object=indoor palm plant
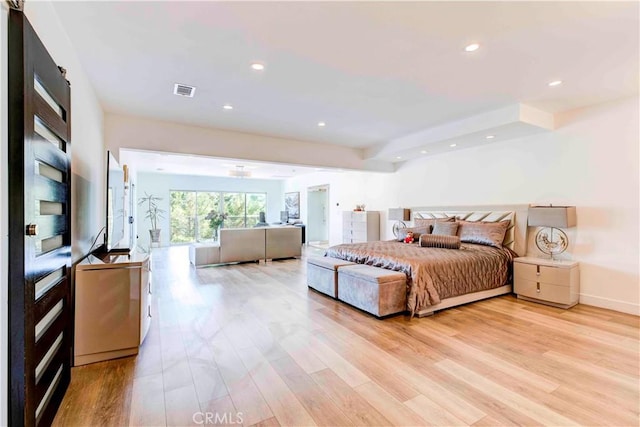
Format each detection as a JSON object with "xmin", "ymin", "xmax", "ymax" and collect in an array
[{"xmin": 138, "ymin": 192, "xmax": 165, "ymax": 244}]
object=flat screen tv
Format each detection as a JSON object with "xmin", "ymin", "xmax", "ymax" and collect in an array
[{"xmin": 105, "ymin": 151, "xmax": 127, "ymax": 252}]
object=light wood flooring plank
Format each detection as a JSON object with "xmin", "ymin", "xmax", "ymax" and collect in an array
[
  {"xmin": 354, "ymin": 381, "xmax": 427, "ymax": 426},
  {"xmin": 200, "ymin": 395, "xmax": 241, "ymax": 427},
  {"xmin": 436, "ymin": 359, "xmax": 580, "ymax": 426},
  {"xmin": 129, "ymin": 372, "xmax": 166, "ymax": 427},
  {"xmin": 404, "ymin": 394, "xmax": 467, "ymax": 427},
  {"xmin": 53, "ymin": 246, "xmax": 640, "ymax": 427},
  {"xmin": 310, "ymin": 368, "xmax": 392, "ymax": 427},
  {"xmin": 270, "ymin": 354, "xmax": 353, "ymax": 426},
  {"xmin": 164, "ymin": 384, "xmax": 201, "ymax": 427}
]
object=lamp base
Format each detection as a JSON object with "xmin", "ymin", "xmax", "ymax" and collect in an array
[
  {"xmin": 535, "ymin": 227, "xmax": 568, "ymax": 258},
  {"xmin": 392, "ymin": 221, "xmax": 407, "ymax": 238}
]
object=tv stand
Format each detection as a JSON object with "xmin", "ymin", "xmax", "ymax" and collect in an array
[
  {"xmin": 74, "ymin": 249, "xmax": 152, "ymax": 366},
  {"xmin": 108, "ymin": 247, "xmax": 131, "ymax": 255}
]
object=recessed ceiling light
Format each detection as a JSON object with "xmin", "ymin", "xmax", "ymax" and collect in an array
[
  {"xmin": 251, "ymin": 63, "xmax": 265, "ymax": 71},
  {"xmin": 420, "ymin": 150, "xmax": 428, "ymax": 154},
  {"xmin": 485, "ymin": 135, "xmax": 495, "ymax": 140},
  {"xmin": 223, "ymin": 104, "xmax": 233, "ymax": 110},
  {"xmin": 317, "ymin": 121, "xmax": 326, "ymax": 127},
  {"xmin": 450, "ymin": 143, "xmax": 457, "ymax": 148},
  {"xmin": 464, "ymin": 43, "xmax": 480, "ymax": 52},
  {"xmin": 396, "ymin": 156, "xmax": 402, "ymax": 160},
  {"xmin": 548, "ymin": 80, "xmax": 563, "ymax": 87}
]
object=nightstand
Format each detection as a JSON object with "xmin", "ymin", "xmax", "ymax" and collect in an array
[{"xmin": 513, "ymin": 257, "xmax": 580, "ymax": 308}]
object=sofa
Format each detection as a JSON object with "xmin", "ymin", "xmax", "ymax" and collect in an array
[{"xmin": 189, "ymin": 226, "xmax": 301, "ymax": 266}]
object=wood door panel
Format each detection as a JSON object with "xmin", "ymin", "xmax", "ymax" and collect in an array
[
  {"xmin": 33, "ymin": 97, "xmax": 68, "ymax": 140},
  {"xmin": 34, "ymin": 175, "xmax": 67, "ymax": 199},
  {"xmin": 34, "ymin": 278, "xmax": 67, "ymax": 321},
  {"xmin": 33, "ymin": 140, "xmax": 67, "ymax": 171},
  {"xmin": 34, "ymin": 312, "xmax": 66, "ymax": 363},
  {"xmin": 34, "ymin": 336, "xmax": 66, "ymax": 402},
  {"xmin": 9, "ymin": 9, "xmax": 72, "ymax": 426},
  {"xmin": 34, "ymin": 215, "xmax": 67, "ymax": 240}
]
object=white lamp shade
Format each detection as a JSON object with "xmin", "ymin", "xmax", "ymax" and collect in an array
[
  {"xmin": 388, "ymin": 208, "xmax": 410, "ymax": 221},
  {"xmin": 528, "ymin": 206, "xmax": 576, "ymax": 228}
]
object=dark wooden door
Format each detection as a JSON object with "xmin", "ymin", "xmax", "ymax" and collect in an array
[{"xmin": 8, "ymin": 10, "xmax": 72, "ymax": 426}]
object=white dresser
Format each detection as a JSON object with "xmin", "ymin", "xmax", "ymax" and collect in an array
[
  {"xmin": 342, "ymin": 211, "xmax": 380, "ymax": 243},
  {"xmin": 74, "ymin": 251, "xmax": 152, "ymax": 365}
]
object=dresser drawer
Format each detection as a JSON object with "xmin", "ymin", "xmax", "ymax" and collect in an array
[
  {"xmin": 514, "ymin": 262, "xmax": 572, "ymax": 286},
  {"xmin": 343, "ymin": 211, "xmax": 367, "ymax": 222},
  {"xmin": 515, "ymin": 278, "xmax": 572, "ymax": 305}
]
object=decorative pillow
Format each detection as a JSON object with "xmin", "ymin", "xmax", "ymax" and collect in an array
[
  {"xmin": 414, "ymin": 217, "xmax": 455, "ymax": 229},
  {"xmin": 396, "ymin": 226, "xmax": 430, "ymax": 242},
  {"xmin": 419, "ymin": 234, "xmax": 461, "ymax": 249},
  {"xmin": 457, "ymin": 220, "xmax": 510, "ymax": 247},
  {"xmin": 432, "ymin": 221, "xmax": 459, "ymax": 236}
]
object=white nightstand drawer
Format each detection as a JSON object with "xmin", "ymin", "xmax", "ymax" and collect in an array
[
  {"xmin": 514, "ymin": 262, "xmax": 571, "ymax": 287},
  {"xmin": 515, "ymin": 278, "xmax": 572, "ymax": 305}
]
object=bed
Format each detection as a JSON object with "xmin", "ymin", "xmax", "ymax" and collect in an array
[{"xmin": 326, "ymin": 205, "xmax": 529, "ymax": 317}]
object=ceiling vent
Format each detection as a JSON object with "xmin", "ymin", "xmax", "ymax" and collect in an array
[{"xmin": 173, "ymin": 83, "xmax": 196, "ymax": 98}]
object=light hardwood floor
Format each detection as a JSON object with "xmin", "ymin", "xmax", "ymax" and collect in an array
[{"xmin": 53, "ymin": 246, "xmax": 639, "ymax": 426}]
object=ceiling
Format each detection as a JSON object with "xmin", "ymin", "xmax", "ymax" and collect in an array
[
  {"xmin": 51, "ymin": 1, "xmax": 638, "ymax": 172},
  {"xmin": 120, "ymin": 149, "xmax": 334, "ymax": 180}
]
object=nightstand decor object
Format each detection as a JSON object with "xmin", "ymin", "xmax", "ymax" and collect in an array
[
  {"xmin": 528, "ymin": 205, "xmax": 576, "ymax": 259},
  {"xmin": 388, "ymin": 208, "xmax": 411, "ymax": 237}
]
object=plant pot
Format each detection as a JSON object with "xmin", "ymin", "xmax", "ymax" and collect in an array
[{"xmin": 149, "ymin": 229, "xmax": 161, "ymax": 243}]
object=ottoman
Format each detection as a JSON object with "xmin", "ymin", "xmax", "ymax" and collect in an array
[
  {"xmin": 189, "ymin": 243, "xmax": 220, "ymax": 267},
  {"xmin": 307, "ymin": 257, "xmax": 355, "ymax": 298},
  {"xmin": 338, "ymin": 265, "xmax": 407, "ymax": 317}
]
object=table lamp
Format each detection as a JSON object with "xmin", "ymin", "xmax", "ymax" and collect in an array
[
  {"xmin": 528, "ymin": 205, "xmax": 577, "ymax": 259},
  {"xmin": 388, "ymin": 208, "xmax": 410, "ymax": 237}
]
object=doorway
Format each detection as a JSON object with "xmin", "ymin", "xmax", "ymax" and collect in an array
[{"xmin": 307, "ymin": 185, "xmax": 329, "ymax": 248}]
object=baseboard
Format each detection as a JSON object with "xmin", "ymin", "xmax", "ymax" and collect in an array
[{"xmin": 579, "ymin": 293, "xmax": 640, "ymax": 316}]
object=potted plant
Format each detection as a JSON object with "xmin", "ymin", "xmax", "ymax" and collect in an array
[
  {"xmin": 205, "ymin": 210, "xmax": 228, "ymax": 241},
  {"xmin": 138, "ymin": 192, "xmax": 165, "ymax": 244}
]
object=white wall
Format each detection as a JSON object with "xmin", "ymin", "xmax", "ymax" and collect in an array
[
  {"xmin": 24, "ymin": 2, "xmax": 106, "ymax": 260},
  {"xmin": 285, "ymin": 97, "xmax": 639, "ymax": 315},
  {"xmin": 284, "ymin": 171, "xmax": 395, "ymax": 245},
  {"xmin": 1, "ymin": 3, "xmax": 105, "ymax": 424},
  {"xmin": 135, "ymin": 172, "xmax": 284, "ymax": 247}
]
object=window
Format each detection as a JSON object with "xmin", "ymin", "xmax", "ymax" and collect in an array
[
  {"xmin": 170, "ymin": 191, "xmax": 196, "ymax": 244},
  {"xmin": 246, "ymin": 193, "xmax": 267, "ymax": 227},
  {"xmin": 169, "ymin": 190, "xmax": 267, "ymax": 244}
]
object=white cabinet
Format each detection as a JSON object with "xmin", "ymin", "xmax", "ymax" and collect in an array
[
  {"xmin": 342, "ymin": 211, "xmax": 380, "ymax": 243},
  {"xmin": 74, "ymin": 251, "xmax": 152, "ymax": 366},
  {"xmin": 514, "ymin": 257, "xmax": 579, "ymax": 309}
]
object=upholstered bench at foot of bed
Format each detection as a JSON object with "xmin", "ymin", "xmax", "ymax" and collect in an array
[
  {"xmin": 338, "ymin": 265, "xmax": 407, "ymax": 317},
  {"xmin": 307, "ymin": 257, "xmax": 355, "ymax": 298},
  {"xmin": 189, "ymin": 243, "xmax": 220, "ymax": 267}
]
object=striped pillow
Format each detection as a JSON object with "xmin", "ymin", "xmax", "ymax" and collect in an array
[{"xmin": 419, "ymin": 234, "xmax": 461, "ymax": 249}]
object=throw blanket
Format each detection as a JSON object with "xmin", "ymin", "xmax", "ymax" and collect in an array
[{"xmin": 325, "ymin": 241, "xmax": 515, "ymax": 315}]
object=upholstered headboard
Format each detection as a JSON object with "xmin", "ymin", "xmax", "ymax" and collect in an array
[{"xmin": 410, "ymin": 204, "xmax": 529, "ymax": 256}]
